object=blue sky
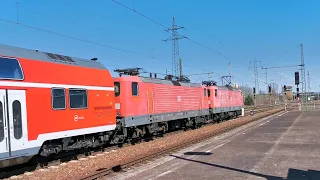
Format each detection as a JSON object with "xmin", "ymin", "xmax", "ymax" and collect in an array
[{"xmin": 0, "ymin": 0, "xmax": 319, "ymax": 92}]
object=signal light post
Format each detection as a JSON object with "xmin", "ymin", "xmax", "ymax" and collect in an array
[
  {"xmin": 283, "ymin": 85, "xmax": 287, "ymax": 110},
  {"xmin": 268, "ymin": 85, "xmax": 272, "ymax": 105},
  {"xmin": 295, "ymin": 71, "xmax": 301, "ymax": 110},
  {"xmin": 253, "ymin": 87, "xmax": 256, "ymax": 108}
]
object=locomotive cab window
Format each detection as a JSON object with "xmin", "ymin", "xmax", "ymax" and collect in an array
[
  {"xmin": 207, "ymin": 89, "xmax": 211, "ymax": 97},
  {"xmin": 132, "ymin": 82, "xmax": 139, "ymax": 96},
  {"xmin": 215, "ymin": 89, "xmax": 218, "ymax": 97},
  {"xmin": 114, "ymin": 82, "xmax": 120, "ymax": 97},
  {"xmin": 69, "ymin": 89, "xmax": 88, "ymax": 109},
  {"xmin": 52, "ymin": 88, "xmax": 66, "ymax": 110},
  {"xmin": 204, "ymin": 89, "xmax": 206, "ymax": 97},
  {"xmin": 0, "ymin": 57, "xmax": 24, "ymax": 80}
]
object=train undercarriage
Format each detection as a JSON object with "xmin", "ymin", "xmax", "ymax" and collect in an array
[
  {"xmin": 0, "ymin": 108, "xmax": 242, "ymax": 170},
  {"xmin": 38, "ymin": 109, "xmax": 242, "ymax": 159}
]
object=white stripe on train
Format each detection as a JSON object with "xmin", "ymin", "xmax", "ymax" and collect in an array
[
  {"xmin": 25, "ymin": 124, "xmax": 117, "ymax": 149},
  {"xmin": 0, "ymin": 81, "xmax": 114, "ymax": 91}
]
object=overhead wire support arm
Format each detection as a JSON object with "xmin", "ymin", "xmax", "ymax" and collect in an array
[
  {"xmin": 163, "ymin": 36, "xmax": 187, "ymax": 42},
  {"xmin": 261, "ymin": 64, "xmax": 302, "ymax": 69}
]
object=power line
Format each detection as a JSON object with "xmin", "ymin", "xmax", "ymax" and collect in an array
[
  {"xmin": 0, "ymin": 18, "xmax": 157, "ymax": 58},
  {"xmin": 262, "ymin": 64, "xmax": 301, "ymax": 69},
  {"xmin": 111, "ymin": 0, "xmax": 169, "ymax": 29},
  {"xmin": 0, "ymin": 17, "xmax": 209, "ymax": 73},
  {"xmin": 262, "ymin": 44, "xmax": 300, "ymax": 67},
  {"xmin": 185, "ymin": 37, "xmax": 245, "ymax": 68}
]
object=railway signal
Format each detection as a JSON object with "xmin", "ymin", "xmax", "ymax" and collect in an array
[
  {"xmin": 268, "ymin": 85, "xmax": 272, "ymax": 95},
  {"xmin": 295, "ymin": 71, "xmax": 300, "ymax": 85}
]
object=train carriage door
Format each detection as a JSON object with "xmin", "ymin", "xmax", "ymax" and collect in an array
[
  {"xmin": 7, "ymin": 90, "xmax": 28, "ymax": 156},
  {"xmin": 0, "ymin": 90, "xmax": 9, "ymax": 159}
]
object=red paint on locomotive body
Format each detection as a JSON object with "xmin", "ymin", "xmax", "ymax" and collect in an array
[{"xmin": 114, "ymin": 76, "xmax": 210, "ymax": 118}]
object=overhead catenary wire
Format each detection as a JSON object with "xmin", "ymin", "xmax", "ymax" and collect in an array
[
  {"xmin": 111, "ymin": 0, "xmax": 169, "ymax": 29},
  {"xmin": 0, "ymin": 18, "xmax": 156, "ymax": 59}
]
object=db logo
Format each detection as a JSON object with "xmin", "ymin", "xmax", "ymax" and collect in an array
[
  {"xmin": 74, "ymin": 115, "xmax": 84, "ymax": 121},
  {"xmin": 74, "ymin": 115, "xmax": 79, "ymax": 121}
]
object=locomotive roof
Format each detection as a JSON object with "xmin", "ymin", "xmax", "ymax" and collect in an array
[
  {"xmin": 140, "ymin": 77, "xmax": 203, "ymax": 87},
  {"xmin": 0, "ymin": 44, "xmax": 107, "ymax": 70}
]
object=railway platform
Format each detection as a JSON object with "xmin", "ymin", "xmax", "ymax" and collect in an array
[{"xmin": 108, "ymin": 110, "xmax": 320, "ymax": 180}]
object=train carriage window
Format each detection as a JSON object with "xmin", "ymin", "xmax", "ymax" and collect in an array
[
  {"xmin": 0, "ymin": 102, "xmax": 4, "ymax": 142},
  {"xmin": 114, "ymin": 82, "xmax": 120, "ymax": 97},
  {"xmin": 52, "ymin": 88, "xmax": 66, "ymax": 110},
  {"xmin": 132, "ymin": 82, "xmax": 139, "ymax": 96},
  {"xmin": 204, "ymin": 89, "xmax": 206, "ymax": 97},
  {"xmin": 0, "ymin": 57, "xmax": 24, "ymax": 80},
  {"xmin": 215, "ymin": 89, "xmax": 218, "ymax": 97},
  {"xmin": 207, "ymin": 89, "xmax": 211, "ymax": 97},
  {"xmin": 12, "ymin": 100, "xmax": 22, "ymax": 140},
  {"xmin": 69, "ymin": 89, "xmax": 88, "ymax": 109}
]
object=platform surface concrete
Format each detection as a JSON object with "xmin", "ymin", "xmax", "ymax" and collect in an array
[{"xmin": 107, "ymin": 110, "xmax": 320, "ymax": 180}]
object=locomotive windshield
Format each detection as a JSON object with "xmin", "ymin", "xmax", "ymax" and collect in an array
[
  {"xmin": 114, "ymin": 82, "xmax": 120, "ymax": 97},
  {"xmin": 0, "ymin": 57, "xmax": 24, "ymax": 80}
]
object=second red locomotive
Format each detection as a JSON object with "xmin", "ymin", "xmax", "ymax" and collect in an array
[{"xmin": 114, "ymin": 71, "xmax": 243, "ymax": 139}]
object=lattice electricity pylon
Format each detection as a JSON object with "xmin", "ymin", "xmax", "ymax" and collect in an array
[
  {"xmin": 300, "ymin": 43, "xmax": 307, "ymax": 105},
  {"xmin": 163, "ymin": 16, "xmax": 186, "ymax": 79}
]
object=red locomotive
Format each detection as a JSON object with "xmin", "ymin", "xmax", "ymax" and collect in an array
[
  {"xmin": 114, "ymin": 72, "xmax": 243, "ymax": 139},
  {"xmin": 0, "ymin": 44, "xmax": 243, "ymax": 168}
]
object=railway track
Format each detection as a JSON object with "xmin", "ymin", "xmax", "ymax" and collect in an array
[{"xmin": 0, "ymin": 105, "xmax": 289, "ymax": 179}]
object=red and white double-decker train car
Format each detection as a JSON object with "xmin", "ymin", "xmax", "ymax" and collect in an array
[{"xmin": 0, "ymin": 44, "xmax": 116, "ymax": 168}]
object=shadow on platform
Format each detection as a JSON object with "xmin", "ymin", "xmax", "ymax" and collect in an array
[
  {"xmin": 184, "ymin": 151, "xmax": 213, "ymax": 156},
  {"xmin": 170, "ymin": 154, "xmax": 320, "ymax": 180}
]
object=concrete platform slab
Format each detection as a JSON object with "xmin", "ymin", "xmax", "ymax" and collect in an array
[{"xmin": 107, "ymin": 111, "xmax": 320, "ymax": 180}]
